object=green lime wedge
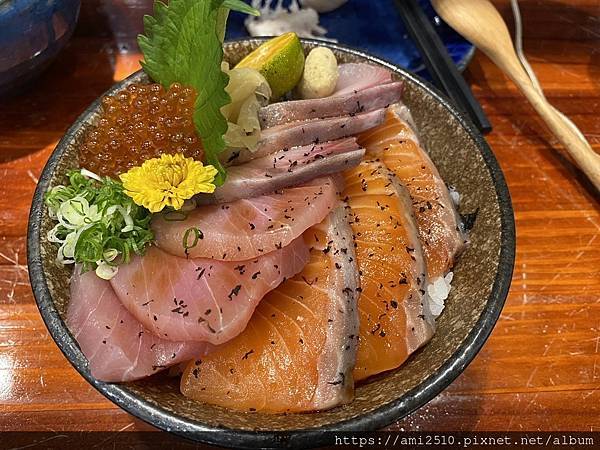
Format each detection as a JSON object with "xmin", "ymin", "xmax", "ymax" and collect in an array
[{"xmin": 236, "ymin": 32, "xmax": 305, "ymax": 100}]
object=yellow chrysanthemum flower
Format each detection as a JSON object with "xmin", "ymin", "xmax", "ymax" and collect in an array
[{"xmin": 119, "ymin": 154, "xmax": 217, "ymax": 213}]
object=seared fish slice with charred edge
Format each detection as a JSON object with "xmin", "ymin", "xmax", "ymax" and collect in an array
[
  {"xmin": 110, "ymin": 238, "xmax": 309, "ymax": 344},
  {"xmin": 334, "ymin": 63, "xmax": 394, "ymax": 96},
  {"xmin": 342, "ymin": 160, "xmax": 434, "ymax": 382},
  {"xmin": 153, "ymin": 177, "xmax": 338, "ymax": 261},
  {"xmin": 259, "ymin": 63, "xmax": 402, "ymax": 128},
  {"xmin": 221, "ymin": 109, "xmax": 385, "ymax": 166},
  {"xmin": 180, "ymin": 205, "xmax": 360, "ymax": 413},
  {"xmin": 68, "ymin": 268, "xmax": 211, "ymax": 382},
  {"xmin": 196, "ymin": 138, "xmax": 365, "ymax": 205},
  {"xmin": 358, "ymin": 104, "xmax": 466, "ymax": 319},
  {"xmin": 259, "ymin": 82, "xmax": 403, "ymax": 128}
]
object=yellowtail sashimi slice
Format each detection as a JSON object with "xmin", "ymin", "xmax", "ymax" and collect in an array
[
  {"xmin": 259, "ymin": 82, "xmax": 403, "ymax": 128},
  {"xmin": 110, "ymin": 238, "xmax": 309, "ymax": 345},
  {"xmin": 222, "ymin": 109, "xmax": 385, "ymax": 166},
  {"xmin": 152, "ymin": 177, "xmax": 338, "ymax": 261},
  {"xmin": 68, "ymin": 269, "xmax": 210, "ymax": 382}
]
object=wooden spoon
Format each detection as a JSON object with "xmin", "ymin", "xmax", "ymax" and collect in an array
[{"xmin": 432, "ymin": 0, "xmax": 600, "ymax": 191}]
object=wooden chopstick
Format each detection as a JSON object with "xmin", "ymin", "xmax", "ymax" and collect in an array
[{"xmin": 394, "ymin": 0, "xmax": 492, "ymax": 134}]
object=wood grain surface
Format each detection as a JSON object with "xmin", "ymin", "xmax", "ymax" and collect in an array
[{"xmin": 0, "ymin": 0, "xmax": 598, "ymax": 440}]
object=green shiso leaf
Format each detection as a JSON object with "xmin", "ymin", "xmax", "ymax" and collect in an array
[
  {"xmin": 137, "ymin": 0, "xmax": 259, "ymax": 186},
  {"xmin": 215, "ymin": 7, "xmax": 230, "ymax": 43},
  {"xmin": 223, "ymin": 0, "xmax": 260, "ymax": 16}
]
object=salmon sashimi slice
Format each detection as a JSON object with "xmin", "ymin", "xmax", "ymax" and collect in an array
[
  {"xmin": 110, "ymin": 238, "xmax": 309, "ymax": 344},
  {"xmin": 152, "ymin": 177, "xmax": 338, "ymax": 261},
  {"xmin": 180, "ymin": 206, "xmax": 360, "ymax": 413},
  {"xmin": 342, "ymin": 160, "xmax": 434, "ymax": 382},
  {"xmin": 196, "ymin": 138, "xmax": 365, "ymax": 205},
  {"xmin": 68, "ymin": 268, "xmax": 210, "ymax": 382},
  {"xmin": 358, "ymin": 104, "xmax": 466, "ymax": 318}
]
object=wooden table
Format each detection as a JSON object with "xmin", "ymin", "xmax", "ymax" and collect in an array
[{"xmin": 1, "ymin": 0, "xmax": 598, "ymax": 439}]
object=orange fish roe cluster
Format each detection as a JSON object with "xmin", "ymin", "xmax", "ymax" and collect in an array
[{"xmin": 79, "ymin": 82, "xmax": 203, "ymax": 178}]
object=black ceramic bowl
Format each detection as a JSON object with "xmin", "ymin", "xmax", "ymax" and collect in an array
[{"xmin": 27, "ymin": 39, "xmax": 515, "ymax": 449}]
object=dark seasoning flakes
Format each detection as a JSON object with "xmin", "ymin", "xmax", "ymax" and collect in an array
[
  {"xmin": 228, "ymin": 284, "xmax": 242, "ymax": 300},
  {"xmin": 171, "ymin": 298, "xmax": 189, "ymax": 317}
]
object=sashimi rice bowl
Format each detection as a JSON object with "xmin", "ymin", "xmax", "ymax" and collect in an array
[{"xmin": 27, "ymin": 1, "xmax": 514, "ymax": 446}]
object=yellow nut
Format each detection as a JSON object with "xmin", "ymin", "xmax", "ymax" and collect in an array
[{"xmin": 297, "ymin": 47, "xmax": 339, "ymax": 99}]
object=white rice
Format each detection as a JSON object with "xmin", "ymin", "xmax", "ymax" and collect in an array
[
  {"xmin": 424, "ymin": 185, "xmax": 462, "ymax": 321},
  {"xmin": 448, "ymin": 185, "xmax": 461, "ymax": 207},
  {"xmin": 425, "ymin": 272, "xmax": 454, "ymax": 320}
]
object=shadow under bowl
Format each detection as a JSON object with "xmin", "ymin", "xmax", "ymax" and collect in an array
[{"xmin": 27, "ymin": 38, "xmax": 515, "ymax": 449}]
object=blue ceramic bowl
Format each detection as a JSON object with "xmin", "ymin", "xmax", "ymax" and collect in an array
[{"xmin": 0, "ymin": 0, "xmax": 81, "ymax": 96}]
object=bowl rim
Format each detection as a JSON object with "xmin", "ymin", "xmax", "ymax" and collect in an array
[{"xmin": 27, "ymin": 37, "xmax": 515, "ymax": 449}]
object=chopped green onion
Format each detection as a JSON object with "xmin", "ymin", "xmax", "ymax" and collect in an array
[
  {"xmin": 182, "ymin": 227, "xmax": 204, "ymax": 254},
  {"xmin": 163, "ymin": 210, "xmax": 189, "ymax": 222},
  {"xmin": 45, "ymin": 169, "xmax": 154, "ymax": 279}
]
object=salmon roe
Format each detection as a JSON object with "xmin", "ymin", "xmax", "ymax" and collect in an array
[{"xmin": 79, "ymin": 82, "xmax": 203, "ymax": 178}]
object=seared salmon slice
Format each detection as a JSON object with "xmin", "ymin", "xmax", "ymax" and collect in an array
[
  {"xmin": 358, "ymin": 104, "xmax": 466, "ymax": 317},
  {"xmin": 342, "ymin": 160, "xmax": 434, "ymax": 381},
  {"xmin": 180, "ymin": 206, "xmax": 360, "ymax": 413}
]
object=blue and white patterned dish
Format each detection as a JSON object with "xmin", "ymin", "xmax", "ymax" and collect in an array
[{"xmin": 226, "ymin": 0, "xmax": 475, "ymax": 77}]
